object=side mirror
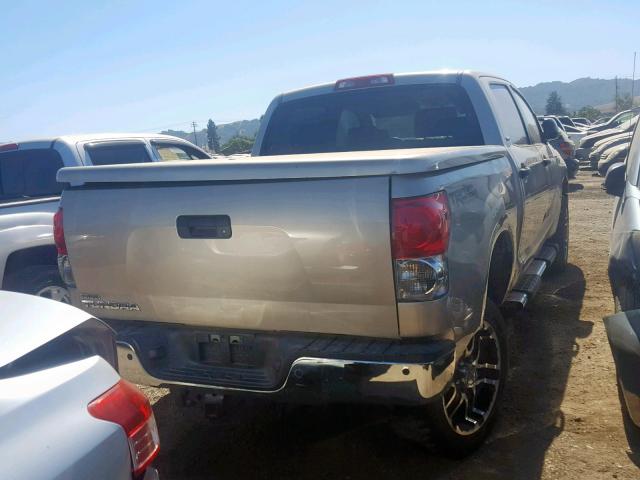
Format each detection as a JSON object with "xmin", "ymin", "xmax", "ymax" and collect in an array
[
  {"xmin": 604, "ymin": 162, "xmax": 626, "ymax": 196},
  {"xmin": 541, "ymin": 119, "xmax": 560, "ymax": 142}
]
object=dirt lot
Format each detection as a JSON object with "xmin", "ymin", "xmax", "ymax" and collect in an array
[{"xmin": 143, "ymin": 170, "xmax": 640, "ymax": 479}]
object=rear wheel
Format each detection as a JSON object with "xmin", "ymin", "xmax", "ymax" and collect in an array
[
  {"xmin": 422, "ymin": 300, "xmax": 508, "ymax": 457},
  {"xmin": 5, "ymin": 265, "xmax": 70, "ymax": 303}
]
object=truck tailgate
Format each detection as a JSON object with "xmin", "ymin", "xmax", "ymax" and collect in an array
[{"xmin": 63, "ymin": 176, "xmax": 399, "ymax": 337}]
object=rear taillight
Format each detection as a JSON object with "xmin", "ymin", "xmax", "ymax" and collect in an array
[
  {"xmin": 559, "ymin": 141, "xmax": 573, "ymax": 157},
  {"xmin": 54, "ymin": 207, "xmax": 75, "ymax": 287},
  {"xmin": 88, "ymin": 380, "xmax": 160, "ymax": 477},
  {"xmin": 53, "ymin": 208, "xmax": 67, "ymax": 255},
  {"xmin": 392, "ymin": 192, "xmax": 449, "ymax": 301}
]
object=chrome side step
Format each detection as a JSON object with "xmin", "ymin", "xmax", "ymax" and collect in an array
[{"xmin": 504, "ymin": 244, "xmax": 559, "ymax": 309}]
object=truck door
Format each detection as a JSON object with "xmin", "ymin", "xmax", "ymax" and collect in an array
[
  {"xmin": 489, "ymin": 83, "xmax": 550, "ymax": 264},
  {"xmin": 510, "ymin": 89, "xmax": 561, "ymax": 241}
]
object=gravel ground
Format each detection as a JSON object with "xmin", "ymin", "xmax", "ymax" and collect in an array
[{"xmin": 143, "ymin": 170, "xmax": 640, "ymax": 479}]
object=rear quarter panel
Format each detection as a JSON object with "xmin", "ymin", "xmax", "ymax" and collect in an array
[
  {"xmin": 392, "ymin": 154, "xmax": 519, "ymax": 340},
  {"xmin": 0, "ymin": 201, "xmax": 59, "ymax": 283}
]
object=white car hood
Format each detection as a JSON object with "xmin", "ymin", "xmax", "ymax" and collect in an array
[{"xmin": 0, "ymin": 291, "xmax": 92, "ymax": 368}]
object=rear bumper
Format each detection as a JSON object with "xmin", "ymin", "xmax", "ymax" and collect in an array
[{"xmin": 116, "ymin": 331, "xmax": 455, "ymax": 406}]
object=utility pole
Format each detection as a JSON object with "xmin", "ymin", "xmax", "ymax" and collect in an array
[
  {"xmin": 615, "ymin": 76, "xmax": 619, "ymax": 113},
  {"xmin": 191, "ymin": 121, "xmax": 198, "ymax": 147},
  {"xmin": 633, "ymin": 52, "xmax": 637, "ymax": 107}
]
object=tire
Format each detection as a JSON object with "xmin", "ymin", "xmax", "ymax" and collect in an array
[
  {"xmin": 549, "ymin": 188, "xmax": 569, "ymax": 273},
  {"xmin": 565, "ymin": 159, "xmax": 579, "ymax": 179},
  {"xmin": 4, "ymin": 265, "xmax": 70, "ymax": 303},
  {"xmin": 617, "ymin": 376, "xmax": 640, "ymax": 446},
  {"xmin": 614, "ymin": 284, "xmax": 640, "ymax": 312},
  {"xmin": 420, "ymin": 300, "xmax": 509, "ymax": 457}
]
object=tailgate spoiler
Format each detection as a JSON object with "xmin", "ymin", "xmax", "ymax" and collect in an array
[{"xmin": 57, "ymin": 146, "xmax": 506, "ymax": 185}]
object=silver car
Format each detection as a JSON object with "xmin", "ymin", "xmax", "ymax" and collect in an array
[
  {"xmin": 0, "ymin": 291, "xmax": 159, "ymax": 480},
  {"xmin": 604, "ymin": 120, "xmax": 640, "ymax": 446}
]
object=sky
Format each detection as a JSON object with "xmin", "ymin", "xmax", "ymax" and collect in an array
[{"xmin": 2, "ymin": 0, "xmax": 640, "ymax": 139}]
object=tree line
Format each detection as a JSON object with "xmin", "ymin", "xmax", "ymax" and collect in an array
[
  {"xmin": 544, "ymin": 89, "xmax": 634, "ymax": 120},
  {"xmin": 205, "ymin": 118, "xmax": 255, "ymax": 155}
]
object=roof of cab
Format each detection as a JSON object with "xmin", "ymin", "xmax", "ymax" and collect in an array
[
  {"xmin": 278, "ymin": 70, "xmax": 510, "ymax": 103},
  {"xmin": 4, "ymin": 132, "xmax": 191, "ymax": 150}
]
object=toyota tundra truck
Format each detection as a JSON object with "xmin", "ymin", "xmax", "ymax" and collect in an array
[{"xmin": 55, "ymin": 71, "xmax": 568, "ymax": 455}]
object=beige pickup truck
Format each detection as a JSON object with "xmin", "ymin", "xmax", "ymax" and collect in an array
[{"xmin": 56, "ymin": 71, "xmax": 568, "ymax": 455}]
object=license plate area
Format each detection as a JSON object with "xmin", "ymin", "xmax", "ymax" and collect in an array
[{"xmin": 195, "ymin": 333, "xmax": 259, "ymax": 367}]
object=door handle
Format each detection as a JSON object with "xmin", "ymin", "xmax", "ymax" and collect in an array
[
  {"xmin": 177, "ymin": 215, "xmax": 232, "ymax": 239},
  {"xmin": 519, "ymin": 165, "xmax": 531, "ymax": 177}
]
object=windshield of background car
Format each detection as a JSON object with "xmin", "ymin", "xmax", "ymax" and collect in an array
[
  {"xmin": 153, "ymin": 143, "xmax": 211, "ymax": 161},
  {"xmin": 617, "ymin": 116, "xmax": 638, "ymax": 131},
  {"xmin": 0, "ymin": 149, "xmax": 63, "ymax": 203},
  {"xmin": 260, "ymin": 84, "xmax": 484, "ymax": 155},
  {"xmin": 613, "ymin": 112, "xmax": 634, "ymax": 125}
]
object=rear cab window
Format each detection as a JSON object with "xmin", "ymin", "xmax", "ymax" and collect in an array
[
  {"xmin": 152, "ymin": 142, "xmax": 210, "ymax": 161},
  {"xmin": 0, "ymin": 149, "xmax": 64, "ymax": 204},
  {"xmin": 85, "ymin": 142, "xmax": 151, "ymax": 166},
  {"xmin": 260, "ymin": 83, "xmax": 484, "ymax": 156}
]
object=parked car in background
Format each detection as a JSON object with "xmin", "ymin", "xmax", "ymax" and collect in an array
[
  {"xmin": 587, "ymin": 108, "xmax": 640, "ymax": 134},
  {"xmin": 539, "ymin": 117, "xmax": 579, "ymax": 177},
  {"xmin": 594, "ymin": 115, "xmax": 612, "ymax": 125},
  {"xmin": 588, "ymin": 132, "xmax": 632, "ymax": 170},
  {"xmin": 576, "ymin": 116, "xmax": 638, "ymax": 161},
  {"xmin": 537, "ymin": 115, "xmax": 585, "ymax": 145},
  {"xmin": 558, "ymin": 116, "xmax": 580, "ymax": 129},
  {"xmin": 0, "ymin": 134, "xmax": 209, "ymax": 303},
  {"xmin": 57, "ymin": 71, "xmax": 568, "ymax": 456},
  {"xmin": 603, "ymin": 123, "xmax": 640, "ymax": 444},
  {"xmin": 572, "ymin": 117, "xmax": 591, "ymax": 127},
  {"xmin": 552, "ymin": 116, "xmax": 588, "ymax": 144},
  {"xmin": 598, "ymin": 142, "xmax": 630, "ymax": 176},
  {"xmin": 0, "ymin": 291, "xmax": 160, "ymax": 480}
]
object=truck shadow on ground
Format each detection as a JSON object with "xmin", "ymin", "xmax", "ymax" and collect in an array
[{"xmin": 151, "ymin": 264, "xmax": 588, "ymax": 480}]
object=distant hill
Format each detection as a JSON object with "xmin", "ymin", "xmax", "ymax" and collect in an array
[
  {"xmin": 162, "ymin": 119, "xmax": 260, "ymax": 149},
  {"xmin": 520, "ymin": 77, "xmax": 640, "ymax": 114}
]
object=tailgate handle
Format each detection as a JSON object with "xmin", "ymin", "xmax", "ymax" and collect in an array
[{"xmin": 177, "ymin": 215, "xmax": 232, "ymax": 239}]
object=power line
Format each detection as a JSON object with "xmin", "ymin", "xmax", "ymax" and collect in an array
[
  {"xmin": 633, "ymin": 52, "xmax": 637, "ymax": 107},
  {"xmin": 191, "ymin": 121, "xmax": 198, "ymax": 146}
]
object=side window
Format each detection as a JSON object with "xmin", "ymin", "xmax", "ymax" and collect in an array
[
  {"xmin": 511, "ymin": 90, "xmax": 542, "ymax": 144},
  {"xmin": 85, "ymin": 142, "xmax": 151, "ymax": 166},
  {"xmin": 614, "ymin": 112, "xmax": 632, "ymax": 126},
  {"xmin": 490, "ymin": 84, "xmax": 529, "ymax": 145},
  {"xmin": 153, "ymin": 143, "xmax": 210, "ymax": 161},
  {"xmin": 0, "ymin": 149, "xmax": 63, "ymax": 202}
]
